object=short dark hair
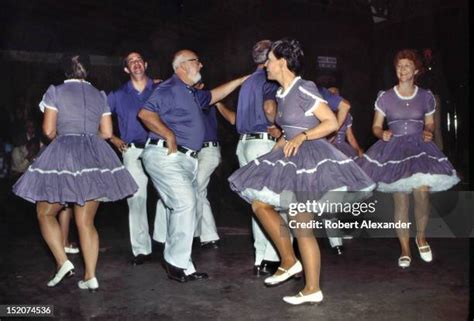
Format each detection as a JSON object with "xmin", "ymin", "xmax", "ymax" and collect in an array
[
  {"xmin": 122, "ymin": 51, "xmax": 146, "ymax": 68},
  {"xmin": 270, "ymin": 38, "xmax": 304, "ymax": 75},
  {"xmin": 252, "ymin": 40, "xmax": 272, "ymax": 64},
  {"xmin": 62, "ymin": 53, "xmax": 90, "ymax": 79}
]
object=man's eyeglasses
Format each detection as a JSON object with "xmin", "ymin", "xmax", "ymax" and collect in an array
[{"xmin": 184, "ymin": 58, "xmax": 200, "ymax": 64}]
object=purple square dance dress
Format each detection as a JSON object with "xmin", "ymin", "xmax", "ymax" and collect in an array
[
  {"xmin": 228, "ymin": 77, "xmax": 375, "ymax": 208},
  {"xmin": 331, "ymin": 113, "xmax": 358, "ymax": 159},
  {"xmin": 356, "ymin": 86, "xmax": 459, "ymax": 192},
  {"xmin": 13, "ymin": 80, "xmax": 138, "ymax": 205}
]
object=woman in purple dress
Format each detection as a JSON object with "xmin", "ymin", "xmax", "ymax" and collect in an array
[
  {"xmin": 13, "ymin": 54, "xmax": 138, "ymax": 291},
  {"xmin": 331, "ymin": 113, "xmax": 363, "ymax": 159},
  {"xmin": 229, "ymin": 39, "xmax": 375, "ymax": 305},
  {"xmin": 357, "ymin": 49, "xmax": 459, "ymax": 268}
]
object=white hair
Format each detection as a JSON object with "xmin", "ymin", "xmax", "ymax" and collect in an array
[{"xmin": 172, "ymin": 53, "xmax": 187, "ymax": 71}]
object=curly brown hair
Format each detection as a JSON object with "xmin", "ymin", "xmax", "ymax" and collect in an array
[{"xmin": 393, "ymin": 49, "xmax": 424, "ymax": 75}]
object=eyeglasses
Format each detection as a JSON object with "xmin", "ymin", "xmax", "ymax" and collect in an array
[{"xmin": 183, "ymin": 58, "xmax": 200, "ymax": 64}]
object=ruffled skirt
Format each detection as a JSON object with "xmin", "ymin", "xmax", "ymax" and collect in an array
[{"xmin": 13, "ymin": 135, "xmax": 138, "ymax": 205}]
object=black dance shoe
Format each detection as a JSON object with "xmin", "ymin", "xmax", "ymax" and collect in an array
[
  {"xmin": 163, "ymin": 260, "xmax": 188, "ymax": 282},
  {"xmin": 131, "ymin": 254, "xmax": 151, "ymax": 265},
  {"xmin": 185, "ymin": 272, "xmax": 209, "ymax": 281},
  {"xmin": 200, "ymin": 240, "xmax": 219, "ymax": 249},
  {"xmin": 254, "ymin": 260, "xmax": 280, "ymax": 276}
]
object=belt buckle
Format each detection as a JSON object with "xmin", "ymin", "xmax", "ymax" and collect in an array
[{"xmin": 186, "ymin": 149, "xmax": 198, "ymax": 158}]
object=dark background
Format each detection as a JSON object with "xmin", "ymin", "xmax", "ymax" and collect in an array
[
  {"xmin": 0, "ymin": 0, "xmax": 470, "ymax": 238},
  {"xmin": 0, "ymin": 0, "xmax": 469, "ymax": 223},
  {"xmin": 0, "ymin": 0, "xmax": 471, "ymax": 317},
  {"xmin": 0, "ymin": 0, "xmax": 469, "ymax": 229}
]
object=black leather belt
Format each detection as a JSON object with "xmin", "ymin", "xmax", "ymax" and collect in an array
[
  {"xmin": 148, "ymin": 139, "xmax": 198, "ymax": 158},
  {"xmin": 127, "ymin": 142, "xmax": 146, "ymax": 149},
  {"xmin": 239, "ymin": 133, "xmax": 276, "ymax": 142},
  {"xmin": 202, "ymin": 141, "xmax": 219, "ymax": 148}
]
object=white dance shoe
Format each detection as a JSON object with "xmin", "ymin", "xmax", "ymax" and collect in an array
[
  {"xmin": 64, "ymin": 244, "xmax": 80, "ymax": 254},
  {"xmin": 264, "ymin": 260, "xmax": 303, "ymax": 287},
  {"xmin": 415, "ymin": 238, "xmax": 433, "ymax": 262},
  {"xmin": 78, "ymin": 277, "xmax": 99, "ymax": 292},
  {"xmin": 398, "ymin": 256, "xmax": 411, "ymax": 268},
  {"xmin": 283, "ymin": 291, "xmax": 323, "ymax": 305},
  {"xmin": 47, "ymin": 260, "xmax": 75, "ymax": 287}
]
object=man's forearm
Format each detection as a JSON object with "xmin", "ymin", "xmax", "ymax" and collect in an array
[
  {"xmin": 210, "ymin": 76, "xmax": 247, "ymax": 105},
  {"xmin": 138, "ymin": 109, "xmax": 174, "ymax": 140},
  {"xmin": 216, "ymin": 102, "xmax": 236, "ymax": 125}
]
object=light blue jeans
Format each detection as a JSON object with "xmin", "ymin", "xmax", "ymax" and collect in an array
[
  {"xmin": 142, "ymin": 144, "xmax": 198, "ymax": 275},
  {"xmin": 195, "ymin": 145, "xmax": 221, "ymax": 243},
  {"xmin": 155, "ymin": 145, "xmax": 222, "ymax": 244},
  {"xmin": 122, "ymin": 145, "xmax": 157, "ymax": 256}
]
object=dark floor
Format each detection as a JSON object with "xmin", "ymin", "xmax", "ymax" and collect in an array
[{"xmin": 0, "ymin": 187, "xmax": 470, "ymax": 321}]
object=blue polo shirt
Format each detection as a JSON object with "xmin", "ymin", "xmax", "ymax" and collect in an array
[
  {"xmin": 236, "ymin": 67, "xmax": 278, "ymax": 134},
  {"xmin": 318, "ymin": 87, "xmax": 343, "ymax": 112},
  {"xmin": 202, "ymin": 106, "xmax": 218, "ymax": 143},
  {"xmin": 107, "ymin": 78, "xmax": 155, "ymax": 144},
  {"xmin": 143, "ymin": 74, "xmax": 212, "ymax": 151}
]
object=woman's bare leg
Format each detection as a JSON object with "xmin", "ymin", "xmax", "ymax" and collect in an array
[
  {"xmin": 413, "ymin": 186, "xmax": 430, "ymax": 249},
  {"xmin": 74, "ymin": 201, "xmax": 100, "ymax": 280},
  {"xmin": 37, "ymin": 202, "xmax": 68, "ymax": 268},
  {"xmin": 294, "ymin": 212, "xmax": 320, "ymax": 295},
  {"xmin": 252, "ymin": 200, "xmax": 296, "ymax": 272},
  {"xmin": 393, "ymin": 192, "xmax": 411, "ymax": 258},
  {"xmin": 58, "ymin": 207, "xmax": 73, "ymax": 247}
]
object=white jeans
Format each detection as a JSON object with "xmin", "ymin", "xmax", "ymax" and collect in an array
[
  {"xmin": 323, "ymin": 217, "xmax": 343, "ymax": 248},
  {"xmin": 154, "ymin": 145, "xmax": 222, "ymax": 244},
  {"xmin": 142, "ymin": 145, "xmax": 198, "ymax": 275},
  {"xmin": 236, "ymin": 135, "xmax": 280, "ymax": 264},
  {"xmin": 195, "ymin": 145, "xmax": 221, "ymax": 243},
  {"xmin": 123, "ymin": 146, "xmax": 158, "ymax": 256}
]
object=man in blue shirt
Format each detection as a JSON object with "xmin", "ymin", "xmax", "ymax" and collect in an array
[
  {"xmin": 107, "ymin": 52, "xmax": 159, "ymax": 265},
  {"xmin": 138, "ymin": 49, "xmax": 248, "ymax": 282},
  {"xmin": 319, "ymin": 86, "xmax": 351, "ymax": 129},
  {"xmin": 152, "ymin": 81, "xmax": 236, "ymax": 250},
  {"xmin": 235, "ymin": 40, "xmax": 281, "ymax": 276}
]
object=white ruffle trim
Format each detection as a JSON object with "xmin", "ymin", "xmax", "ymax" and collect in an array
[
  {"xmin": 256, "ymin": 158, "xmax": 354, "ymax": 174},
  {"xmin": 239, "ymin": 184, "xmax": 375, "ymax": 210},
  {"xmin": 39, "ymin": 101, "xmax": 58, "ymax": 113},
  {"xmin": 377, "ymin": 172, "xmax": 460, "ymax": 192},
  {"xmin": 28, "ymin": 165, "xmax": 126, "ymax": 177},
  {"xmin": 362, "ymin": 153, "xmax": 448, "ymax": 167}
]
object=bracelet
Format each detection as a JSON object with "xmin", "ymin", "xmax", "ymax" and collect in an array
[{"xmin": 302, "ymin": 131, "xmax": 308, "ymax": 141}]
